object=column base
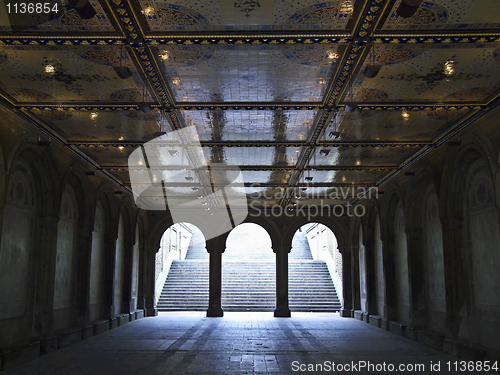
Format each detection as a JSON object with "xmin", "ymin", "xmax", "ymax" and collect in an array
[
  {"xmin": 146, "ymin": 308, "xmax": 158, "ymax": 317},
  {"xmin": 274, "ymin": 308, "xmax": 291, "ymax": 317},
  {"xmin": 340, "ymin": 308, "xmax": 351, "ymax": 317},
  {"xmin": 206, "ymin": 307, "xmax": 224, "ymax": 317}
]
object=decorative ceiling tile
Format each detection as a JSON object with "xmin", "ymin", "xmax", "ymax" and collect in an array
[{"xmin": 155, "ymin": 44, "xmax": 338, "ymax": 102}]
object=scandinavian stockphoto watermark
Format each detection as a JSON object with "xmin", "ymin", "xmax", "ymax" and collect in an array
[
  {"xmin": 128, "ymin": 126, "xmax": 248, "ymax": 241},
  {"xmin": 128, "ymin": 126, "xmax": 374, "ymax": 239}
]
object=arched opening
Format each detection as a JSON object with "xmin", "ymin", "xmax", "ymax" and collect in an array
[
  {"xmin": 223, "ymin": 223, "xmax": 274, "ymax": 311},
  {"xmin": 290, "ymin": 223, "xmax": 342, "ymax": 312},
  {"xmin": 155, "ymin": 223, "xmax": 199, "ymax": 310},
  {"xmin": 53, "ymin": 184, "xmax": 78, "ymax": 330}
]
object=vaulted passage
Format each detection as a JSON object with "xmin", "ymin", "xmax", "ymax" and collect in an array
[{"xmin": 1, "ymin": 0, "xmax": 500, "ymax": 372}]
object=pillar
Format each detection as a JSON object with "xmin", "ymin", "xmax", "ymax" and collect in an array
[
  {"xmin": 274, "ymin": 243, "xmax": 291, "ymax": 317},
  {"xmin": 206, "ymin": 238, "xmax": 223, "ymax": 317},
  {"xmin": 340, "ymin": 245, "xmax": 352, "ymax": 317},
  {"xmin": 144, "ymin": 244, "xmax": 158, "ymax": 316}
]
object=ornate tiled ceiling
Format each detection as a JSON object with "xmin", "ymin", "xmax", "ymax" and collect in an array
[{"xmin": 1, "ymin": 0, "xmax": 499, "ymax": 208}]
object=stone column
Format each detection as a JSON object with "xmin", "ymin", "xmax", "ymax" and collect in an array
[
  {"xmin": 405, "ymin": 227, "xmax": 425, "ymax": 328},
  {"xmin": 351, "ymin": 244, "xmax": 361, "ymax": 317},
  {"xmin": 144, "ymin": 244, "xmax": 158, "ymax": 316},
  {"xmin": 206, "ymin": 238, "xmax": 223, "ymax": 317},
  {"xmin": 274, "ymin": 243, "xmax": 291, "ymax": 317},
  {"xmin": 340, "ymin": 245, "xmax": 352, "ymax": 317},
  {"xmin": 441, "ymin": 218, "xmax": 466, "ymax": 339},
  {"xmin": 34, "ymin": 214, "xmax": 60, "ymax": 336},
  {"xmin": 75, "ymin": 225, "xmax": 93, "ymax": 326}
]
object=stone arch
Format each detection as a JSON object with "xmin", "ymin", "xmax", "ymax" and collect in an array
[
  {"xmin": 282, "ymin": 216, "xmax": 348, "ymax": 253},
  {"xmin": 462, "ymin": 158, "xmax": 500, "ymax": 348},
  {"xmin": 0, "ymin": 158, "xmax": 38, "ymax": 346},
  {"xmin": 241, "ymin": 215, "xmax": 281, "ymax": 251}
]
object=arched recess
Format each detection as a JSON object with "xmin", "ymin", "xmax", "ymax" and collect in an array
[
  {"xmin": 362, "ymin": 201, "xmax": 385, "ymax": 317},
  {"xmin": 463, "ymin": 159, "xmax": 500, "ymax": 349},
  {"xmin": 89, "ymin": 200, "xmax": 107, "ymax": 321},
  {"xmin": 381, "ymin": 187, "xmax": 410, "ymax": 323},
  {"xmin": 0, "ymin": 161, "xmax": 37, "ymax": 347},
  {"xmin": 133, "ymin": 210, "xmax": 149, "ymax": 311},
  {"xmin": 422, "ymin": 184, "xmax": 446, "ymax": 333},
  {"xmin": 53, "ymin": 184, "xmax": 79, "ymax": 330},
  {"xmin": 114, "ymin": 202, "xmax": 134, "ymax": 315},
  {"xmin": 223, "ymin": 223, "xmax": 274, "ymax": 311}
]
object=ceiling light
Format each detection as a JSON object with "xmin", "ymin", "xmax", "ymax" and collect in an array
[
  {"xmin": 172, "ymin": 78, "xmax": 181, "ymax": 85},
  {"xmin": 138, "ymin": 103, "xmax": 152, "ymax": 113},
  {"xmin": 363, "ymin": 64, "xmax": 382, "ymax": 78},
  {"xmin": 45, "ymin": 64, "xmax": 55, "ymax": 74},
  {"xmin": 396, "ymin": 0, "xmax": 423, "ymax": 18},
  {"xmin": 118, "ymin": 136, "xmax": 124, "ymax": 141},
  {"xmin": 342, "ymin": 176, "xmax": 346, "ymax": 182},
  {"xmin": 305, "ymin": 176, "xmax": 313, "ymax": 182},
  {"xmin": 191, "ymin": 187, "xmax": 199, "ymax": 191},
  {"xmin": 159, "ymin": 51, "xmax": 170, "ymax": 60},
  {"xmin": 138, "ymin": 159, "xmax": 143, "ymax": 165},
  {"xmin": 356, "ymin": 160, "xmax": 361, "ymax": 166},
  {"xmin": 402, "ymin": 110, "xmax": 410, "ymax": 120},
  {"xmin": 113, "ymin": 66, "xmax": 132, "ymax": 79},
  {"xmin": 317, "ymin": 78, "xmax": 327, "ymax": 85},
  {"xmin": 68, "ymin": 0, "xmax": 96, "ymax": 19},
  {"xmin": 168, "ymin": 149, "xmax": 179, "ymax": 157},
  {"xmin": 141, "ymin": 6, "xmax": 154, "ymax": 16},
  {"xmin": 329, "ymin": 131, "xmax": 341, "ymax": 139},
  {"xmin": 118, "ymin": 146, "xmax": 124, "ymax": 150},
  {"xmin": 205, "ymin": 207, "xmax": 211, "ymax": 211},
  {"xmin": 340, "ymin": 0, "xmax": 354, "ymax": 14},
  {"xmin": 90, "ymin": 112, "xmax": 98, "ymax": 120},
  {"xmin": 185, "ymin": 176, "xmax": 194, "ymax": 181},
  {"xmin": 197, "ymin": 195, "xmax": 203, "ymax": 199},
  {"xmin": 327, "ymin": 51, "xmax": 339, "ymax": 60},
  {"xmin": 444, "ymin": 60, "xmax": 455, "ymax": 76},
  {"xmin": 201, "ymin": 201, "xmax": 208, "ymax": 206},
  {"xmin": 319, "ymin": 149, "xmax": 330, "ymax": 156},
  {"xmin": 345, "ymin": 103, "xmax": 358, "ymax": 112}
]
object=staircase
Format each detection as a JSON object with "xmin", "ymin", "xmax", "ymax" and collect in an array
[{"xmin": 157, "ymin": 227, "xmax": 341, "ymax": 312}]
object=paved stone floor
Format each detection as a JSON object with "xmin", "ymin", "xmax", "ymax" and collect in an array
[{"xmin": 3, "ymin": 312, "xmax": 487, "ymax": 374}]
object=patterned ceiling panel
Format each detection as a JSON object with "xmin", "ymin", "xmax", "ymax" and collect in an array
[
  {"xmin": 383, "ymin": 0, "xmax": 500, "ymax": 31},
  {"xmin": 351, "ymin": 44, "xmax": 500, "ymax": 103},
  {"xmin": 299, "ymin": 169, "xmax": 391, "ymax": 184},
  {"xmin": 309, "ymin": 146, "xmax": 422, "ymax": 166},
  {"xmin": 138, "ymin": 0, "xmax": 354, "ymax": 32},
  {"xmin": 0, "ymin": 46, "xmax": 151, "ymax": 103},
  {"xmin": 201, "ymin": 146, "xmax": 302, "ymax": 166},
  {"xmin": 332, "ymin": 108, "xmax": 469, "ymax": 141},
  {"xmin": 31, "ymin": 109, "xmax": 163, "ymax": 141},
  {"xmin": 0, "ymin": 0, "xmax": 116, "ymax": 33},
  {"xmin": 180, "ymin": 110, "xmax": 316, "ymax": 141},
  {"xmin": 154, "ymin": 44, "xmax": 339, "ymax": 102}
]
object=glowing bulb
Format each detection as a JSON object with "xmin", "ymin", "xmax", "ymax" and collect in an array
[
  {"xmin": 444, "ymin": 60, "xmax": 455, "ymax": 76},
  {"xmin": 340, "ymin": 0, "xmax": 354, "ymax": 14},
  {"xmin": 402, "ymin": 110, "xmax": 410, "ymax": 120},
  {"xmin": 90, "ymin": 112, "xmax": 98, "ymax": 120},
  {"xmin": 356, "ymin": 160, "xmax": 361, "ymax": 166},
  {"xmin": 327, "ymin": 51, "xmax": 339, "ymax": 60},
  {"xmin": 342, "ymin": 176, "xmax": 347, "ymax": 182},
  {"xmin": 159, "ymin": 51, "xmax": 169, "ymax": 60},
  {"xmin": 141, "ymin": 6, "xmax": 154, "ymax": 16},
  {"xmin": 317, "ymin": 78, "xmax": 327, "ymax": 85},
  {"xmin": 118, "ymin": 136, "xmax": 124, "ymax": 141},
  {"xmin": 172, "ymin": 78, "xmax": 181, "ymax": 85},
  {"xmin": 45, "ymin": 64, "xmax": 55, "ymax": 74},
  {"xmin": 118, "ymin": 146, "xmax": 124, "ymax": 150}
]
